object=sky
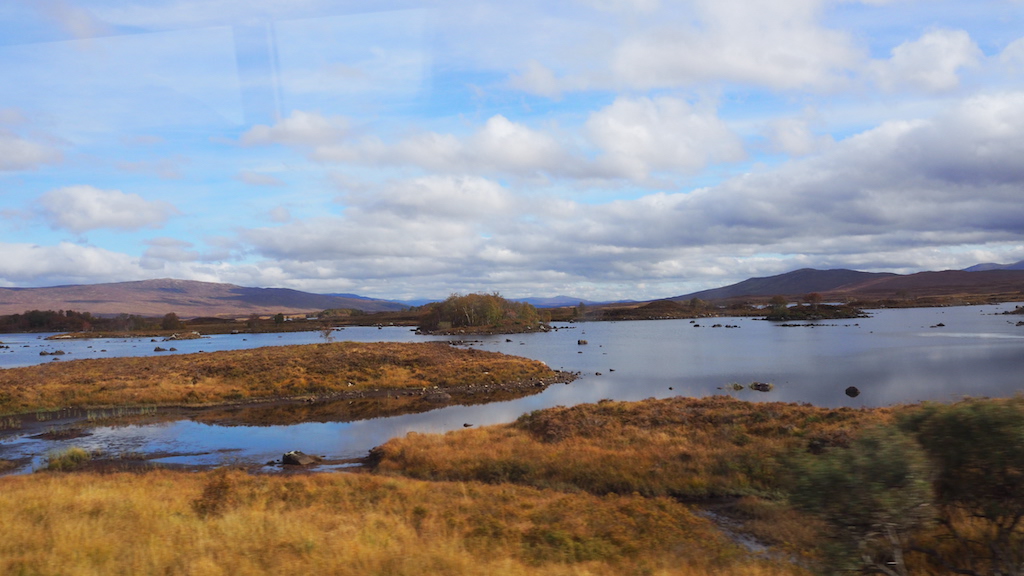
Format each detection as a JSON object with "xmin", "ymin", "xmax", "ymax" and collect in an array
[{"xmin": 2, "ymin": 0, "xmax": 1024, "ymax": 302}]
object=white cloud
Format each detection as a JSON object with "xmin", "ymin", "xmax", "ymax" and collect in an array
[
  {"xmin": 870, "ymin": 29, "xmax": 982, "ymax": 92},
  {"xmin": 764, "ymin": 117, "xmax": 835, "ymax": 156},
  {"xmin": 246, "ymin": 103, "xmax": 741, "ymax": 182},
  {"xmin": 0, "ymin": 242, "xmax": 140, "ymax": 285},
  {"xmin": 230, "ymin": 91, "xmax": 1024, "ymax": 298},
  {"xmin": 0, "ymin": 130, "xmax": 62, "ymax": 171},
  {"xmin": 140, "ymin": 237, "xmax": 200, "ymax": 270},
  {"xmin": 1000, "ymin": 37, "xmax": 1024, "ymax": 73},
  {"xmin": 585, "ymin": 96, "xmax": 745, "ymax": 178},
  {"xmin": 609, "ymin": 0, "xmax": 861, "ymax": 91},
  {"xmin": 38, "ymin": 186, "xmax": 178, "ymax": 233},
  {"xmin": 240, "ymin": 110, "xmax": 348, "ymax": 147}
]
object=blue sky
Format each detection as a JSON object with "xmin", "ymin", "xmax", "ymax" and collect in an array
[{"xmin": 2, "ymin": 0, "xmax": 1024, "ymax": 301}]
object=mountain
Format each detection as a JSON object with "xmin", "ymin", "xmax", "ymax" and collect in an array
[
  {"xmin": 0, "ymin": 279, "xmax": 407, "ymax": 317},
  {"xmin": 671, "ymin": 268, "xmax": 1024, "ymax": 302},
  {"xmin": 514, "ymin": 296, "xmax": 612, "ymax": 308},
  {"xmin": 963, "ymin": 260, "xmax": 1024, "ymax": 272},
  {"xmin": 672, "ymin": 268, "xmax": 896, "ymax": 301}
]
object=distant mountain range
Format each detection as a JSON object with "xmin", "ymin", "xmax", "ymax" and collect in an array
[
  {"xmin": 961, "ymin": 260, "xmax": 1024, "ymax": 272},
  {"xmin": 0, "ymin": 279, "xmax": 407, "ymax": 317},
  {"xmin": 671, "ymin": 266, "xmax": 1024, "ymax": 302},
  {"xmin": 514, "ymin": 296, "xmax": 613, "ymax": 308},
  {"xmin": 2, "ymin": 263, "xmax": 1022, "ymax": 318}
]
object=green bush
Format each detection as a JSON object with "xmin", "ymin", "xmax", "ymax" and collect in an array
[{"xmin": 787, "ymin": 426, "xmax": 933, "ymax": 575}]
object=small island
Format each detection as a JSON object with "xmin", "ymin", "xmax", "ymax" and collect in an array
[{"xmin": 416, "ymin": 293, "xmax": 550, "ymax": 335}]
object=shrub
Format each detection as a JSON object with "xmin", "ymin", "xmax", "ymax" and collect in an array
[{"xmin": 787, "ymin": 426, "xmax": 933, "ymax": 575}]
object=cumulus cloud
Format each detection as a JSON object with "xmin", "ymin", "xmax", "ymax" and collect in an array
[
  {"xmin": 245, "ymin": 100, "xmax": 742, "ymax": 182},
  {"xmin": 230, "ymin": 91, "xmax": 1024, "ymax": 299},
  {"xmin": 870, "ymin": 29, "xmax": 982, "ymax": 92},
  {"xmin": 585, "ymin": 96, "xmax": 745, "ymax": 178},
  {"xmin": 38, "ymin": 186, "xmax": 178, "ymax": 233}
]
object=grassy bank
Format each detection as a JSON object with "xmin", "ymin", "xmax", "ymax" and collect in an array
[{"xmin": 0, "ymin": 341, "xmax": 558, "ymax": 415}]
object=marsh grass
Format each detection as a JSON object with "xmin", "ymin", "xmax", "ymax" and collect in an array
[
  {"xmin": 372, "ymin": 396, "xmax": 893, "ymax": 500},
  {"xmin": 0, "ymin": 469, "xmax": 806, "ymax": 575},
  {"xmin": 0, "ymin": 342, "xmax": 555, "ymax": 415},
  {"xmin": 42, "ymin": 446, "xmax": 92, "ymax": 471},
  {"xmin": 369, "ymin": 396, "xmax": 897, "ymax": 562}
]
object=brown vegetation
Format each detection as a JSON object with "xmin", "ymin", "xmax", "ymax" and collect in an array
[
  {"xmin": 5, "ymin": 393, "xmax": 1023, "ymax": 573},
  {"xmin": 0, "ymin": 468, "xmax": 805, "ymax": 575},
  {"xmin": 0, "ymin": 341, "xmax": 557, "ymax": 416}
]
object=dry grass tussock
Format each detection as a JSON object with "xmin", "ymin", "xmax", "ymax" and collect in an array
[
  {"xmin": 0, "ymin": 469, "xmax": 804, "ymax": 576},
  {"xmin": 0, "ymin": 341, "xmax": 554, "ymax": 415}
]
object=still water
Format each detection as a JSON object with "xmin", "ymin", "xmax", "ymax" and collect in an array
[{"xmin": 2, "ymin": 304, "xmax": 1023, "ymax": 473}]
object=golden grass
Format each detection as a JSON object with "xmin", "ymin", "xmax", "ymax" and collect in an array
[
  {"xmin": 372, "ymin": 396, "xmax": 893, "ymax": 500},
  {"xmin": 0, "ymin": 469, "xmax": 807, "ymax": 575},
  {"xmin": 368, "ymin": 396, "xmax": 898, "ymax": 562},
  {"xmin": 0, "ymin": 341, "xmax": 556, "ymax": 415}
]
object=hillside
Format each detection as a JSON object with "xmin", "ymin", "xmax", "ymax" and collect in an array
[
  {"xmin": 673, "ymin": 268, "xmax": 895, "ymax": 301},
  {"xmin": 672, "ymin": 268, "xmax": 1024, "ymax": 302},
  {"xmin": 0, "ymin": 279, "xmax": 406, "ymax": 317}
]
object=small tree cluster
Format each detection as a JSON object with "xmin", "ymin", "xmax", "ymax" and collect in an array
[{"xmin": 419, "ymin": 293, "xmax": 541, "ymax": 332}]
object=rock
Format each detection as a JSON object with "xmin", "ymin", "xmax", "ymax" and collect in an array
[
  {"xmin": 749, "ymin": 381, "xmax": 773, "ymax": 392},
  {"xmin": 845, "ymin": 386, "xmax": 860, "ymax": 398},
  {"xmin": 282, "ymin": 450, "xmax": 321, "ymax": 466},
  {"xmin": 424, "ymin": 391, "xmax": 452, "ymax": 404},
  {"xmin": 153, "ymin": 346, "xmax": 167, "ymax": 352}
]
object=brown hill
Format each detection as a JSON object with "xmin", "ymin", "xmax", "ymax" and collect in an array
[
  {"xmin": 0, "ymin": 279, "xmax": 406, "ymax": 317},
  {"xmin": 672, "ymin": 268, "xmax": 1024, "ymax": 303}
]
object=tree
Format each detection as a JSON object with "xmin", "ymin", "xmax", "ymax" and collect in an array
[
  {"xmin": 789, "ymin": 426, "xmax": 934, "ymax": 576},
  {"xmin": 804, "ymin": 292, "xmax": 823, "ymax": 311},
  {"xmin": 246, "ymin": 314, "xmax": 261, "ymax": 333},
  {"xmin": 419, "ymin": 293, "xmax": 541, "ymax": 332},
  {"xmin": 274, "ymin": 313, "xmax": 285, "ymax": 325},
  {"xmin": 161, "ymin": 312, "xmax": 184, "ymax": 331}
]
